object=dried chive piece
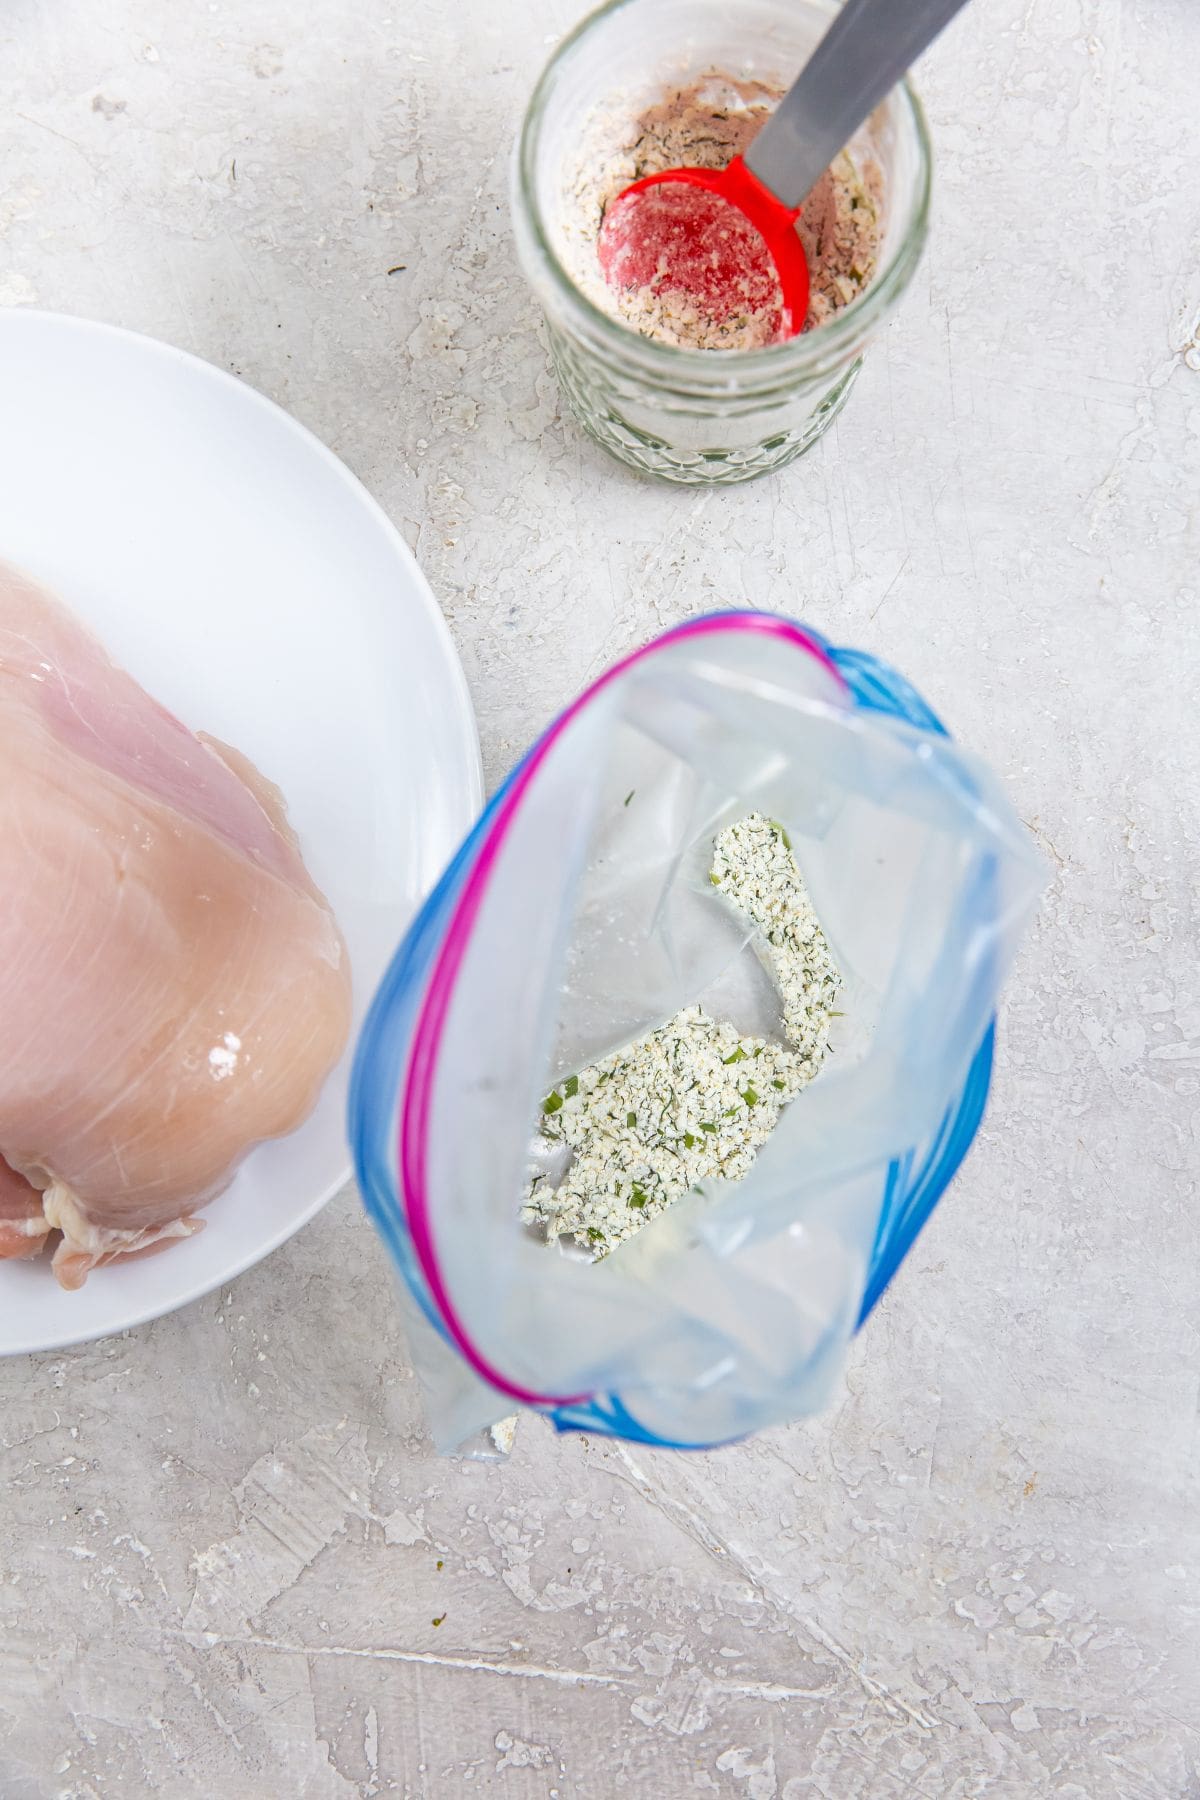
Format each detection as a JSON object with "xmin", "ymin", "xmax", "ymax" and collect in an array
[
  {"xmin": 626, "ymin": 1110, "xmax": 637, "ymax": 1128},
  {"xmin": 700, "ymin": 1122, "xmax": 717, "ymax": 1134},
  {"xmin": 742, "ymin": 1086, "xmax": 759, "ymax": 1107},
  {"xmin": 586, "ymin": 1227, "xmax": 605, "ymax": 1243},
  {"xmin": 564, "ymin": 1074, "xmax": 579, "ymax": 1099},
  {"xmin": 683, "ymin": 1132, "xmax": 697, "ymax": 1149},
  {"xmin": 771, "ymin": 1079, "xmax": 785, "ymax": 1091},
  {"xmin": 543, "ymin": 1091, "xmax": 563, "ymax": 1115},
  {"xmin": 722, "ymin": 1046, "xmax": 747, "ymax": 1065},
  {"xmin": 624, "ymin": 790, "xmax": 635, "ymax": 807},
  {"xmin": 628, "ymin": 1185, "xmax": 647, "ymax": 1210}
]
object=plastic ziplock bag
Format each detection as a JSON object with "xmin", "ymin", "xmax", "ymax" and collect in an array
[{"xmin": 351, "ymin": 614, "xmax": 1044, "ymax": 1451}]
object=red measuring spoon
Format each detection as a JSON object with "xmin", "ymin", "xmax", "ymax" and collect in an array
[{"xmin": 597, "ymin": 0, "xmax": 972, "ymax": 343}]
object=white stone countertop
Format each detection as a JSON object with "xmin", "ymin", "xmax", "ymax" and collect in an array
[{"xmin": 2, "ymin": 0, "xmax": 1198, "ymax": 1793}]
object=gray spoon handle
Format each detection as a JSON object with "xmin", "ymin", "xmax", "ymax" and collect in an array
[{"xmin": 743, "ymin": 0, "xmax": 971, "ymax": 211}]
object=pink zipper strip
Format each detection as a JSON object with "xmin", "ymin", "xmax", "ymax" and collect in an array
[{"xmin": 399, "ymin": 614, "xmax": 847, "ymax": 1407}]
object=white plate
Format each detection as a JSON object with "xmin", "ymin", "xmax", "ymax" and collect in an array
[{"xmin": 0, "ymin": 310, "xmax": 481, "ymax": 1356}]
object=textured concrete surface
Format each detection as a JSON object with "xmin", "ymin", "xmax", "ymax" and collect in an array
[{"xmin": 2, "ymin": 0, "xmax": 1199, "ymax": 1794}]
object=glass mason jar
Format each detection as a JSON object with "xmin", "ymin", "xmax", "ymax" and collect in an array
[{"xmin": 512, "ymin": 0, "xmax": 932, "ymax": 486}]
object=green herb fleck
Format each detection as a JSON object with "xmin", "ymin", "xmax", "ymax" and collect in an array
[
  {"xmin": 768, "ymin": 819, "xmax": 793, "ymax": 851},
  {"xmin": 587, "ymin": 1227, "xmax": 605, "ymax": 1243},
  {"xmin": 431, "ymin": 1614, "xmax": 445, "ymax": 1627},
  {"xmin": 628, "ymin": 1185, "xmax": 647, "ymax": 1210},
  {"xmin": 699, "ymin": 1122, "xmax": 717, "ymax": 1134},
  {"xmin": 722, "ymin": 1046, "xmax": 747, "ymax": 1065},
  {"xmin": 742, "ymin": 1086, "xmax": 759, "ymax": 1107},
  {"xmin": 771, "ymin": 1079, "xmax": 785, "ymax": 1091},
  {"xmin": 436, "ymin": 1559, "xmax": 444, "ymax": 1570},
  {"xmin": 563, "ymin": 1073, "xmax": 579, "ymax": 1099},
  {"xmin": 709, "ymin": 871, "xmax": 722, "ymax": 885},
  {"xmin": 542, "ymin": 1091, "xmax": 563, "ymax": 1115},
  {"xmin": 626, "ymin": 1111, "xmax": 637, "ymax": 1129},
  {"xmin": 683, "ymin": 1132, "xmax": 697, "ymax": 1149},
  {"xmin": 624, "ymin": 789, "xmax": 635, "ymax": 807}
]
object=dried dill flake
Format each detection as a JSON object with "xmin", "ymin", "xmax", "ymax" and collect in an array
[{"xmin": 521, "ymin": 812, "xmax": 841, "ymax": 1258}]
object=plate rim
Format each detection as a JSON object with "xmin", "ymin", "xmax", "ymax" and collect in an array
[{"xmin": 0, "ymin": 307, "xmax": 483, "ymax": 1355}]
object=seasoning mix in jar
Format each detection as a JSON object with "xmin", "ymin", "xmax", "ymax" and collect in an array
[
  {"xmin": 513, "ymin": 0, "xmax": 932, "ymax": 485},
  {"xmin": 561, "ymin": 75, "xmax": 884, "ymax": 352}
]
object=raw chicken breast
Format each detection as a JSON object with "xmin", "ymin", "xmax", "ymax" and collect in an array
[
  {"xmin": 0, "ymin": 1158, "xmax": 51, "ymax": 1262},
  {"xmin": 0, "ymin": 565, "xmax": 352, "ymax": 1288}
]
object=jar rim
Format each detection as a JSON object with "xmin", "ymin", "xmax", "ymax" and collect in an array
[{"xmin": 515, "ymin": 0, "xmax": 934, "ymax": 381}]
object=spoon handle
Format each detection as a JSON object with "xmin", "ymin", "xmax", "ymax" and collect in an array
[{"xmin": 743, "ymin": 0, "xmax": 971, "ymax": 212}]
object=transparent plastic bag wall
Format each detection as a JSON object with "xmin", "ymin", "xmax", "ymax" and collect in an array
[{"xmin": 351, "ymin": 615, "xmax": 1044, "ymax": 1450}]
